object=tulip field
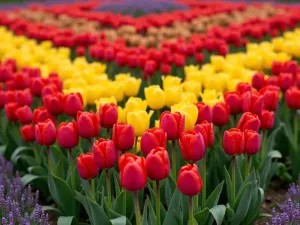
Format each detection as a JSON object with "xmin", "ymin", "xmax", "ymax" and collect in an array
[{"xmin": 1, "ymin": 0, "xmax": 300, "ymax": 224}]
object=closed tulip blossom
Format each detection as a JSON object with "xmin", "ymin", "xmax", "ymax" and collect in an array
[
  {"xmin": 223, "ymin": 128, "xmax": 245, "ymax": 156},
  {"xmin": 144, "ymin": 85, "xmax": 166, "ymax": 110},
  {"xmin": 242, "ymin": 91, "xmax": 264, "ymax": 116},
  {"xmin": 43, "ymin": 93, "xmax": 64, "ymax": 115},
  {"xmin": 92, "ymin": 138, "xmax": 118, "ymax": 170},
  {"xmin": 177, "ymin": 164, "xmax": 202, "ymax": 196},
  {"xmin": 171, "ymin": 103, "xmax": 198, "ymax": 130},
  {"xmin": 33, "ymin": 107, "xmax": 55, "ymax": 124},
  {"xmin": 140, "ymin": 128, "xmax": 166, "ymax": 156},
  {"xmin": 127, "ymin": 110, "xmax": 153, "ymax": 137},
  {"xmin": 5, "ymin": 102, "xmax": 18, "ymax": 121},
  {"xmin": 16, "ymin": 89, "xmax": 32, "ymax": 106},
  {"xmin": 261, "ymin": 89, "xmax": 279, "ymax": 111},
  {"xmin": 99, "ymin": 103, "xmax": 118, "ymax": 128},
  {"xmin": 63, "ymin": 93, "xmax": 84, "ymax": 117},
  {"xmin": 35, "ymin": 119, "xmax": 56, "ymax": 146},
  {"xmin": 260, "ymin": 110, "xmax": 275, "ymax": 130},
  {"xmin": 123, "ymin": 77, "xmax": 142, "ymax": 97},
  {"xmin": 285, "ymin": 87, "xmax": 300, "ymax": 109},
  {"xmin": 112, "ymin": 122, "xmax": 135, "ymax": 152},
  {"xmin": 146, "ymin": 147, "xmax": 170, "ymax": 181},
  {"xmin": 15, "ymin": 105, "xmax": 33, "ymax": 124},
  {"xmin": 194, "ymin": 102, "xmax": 212, "ymax": 124},
  {"xmin": 244, "ymin": 130, "xmax": 261, "ymax": 155},
  {"xmin": 160, "ymin": 111, "xmax": 185, "ymax": 140},
  {"xmin": 29, "ymin": 77, "xmax": 45, "ymax": 96},
  {"xmin": 77, "ymin": 111, "xmax": 100, "ymax": 139},
  {"xmin": 20, "ymin": 124, "xmax": 35, "ymax": 142},
  {"xmin": 57, "ymin": 120, "xmax": 79, "ymax": 149},
  {"xmin": 224, "ymin": 91, "xmax": 243, "ymax": 115},
  {"xmin": 212, "ymin": 102, "xmax": 230, "ymax": 126},
  {"xmin": 194, "ymin": 121, "xmax": 214, "ymax": 148},
  {"xmin": 252, "ymin": 72, "xmax": 265, "ymax": 90},
  {"xmin": 77, "ymin": 153, "xmax": 99, "ymax": 180},
  {"xmin": 236, "ymin": 83, "xmax": 252, "ymax": 94},
  {"xmin": 278, "ymin": 73, "xmax": 293, "ymax": 92},
  {"xmin": 237, "ymin": 112, "xmax": 261, "ymax": 132}
]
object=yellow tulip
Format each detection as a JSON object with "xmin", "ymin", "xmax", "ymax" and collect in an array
[
  {"xmin": 155, "ymin": 120, "xmax": 160, "ymax": 128},
  {"xmin": 200, "ymin": 89, "xmax": 223, "ymax": 103},
  {"xmin": 123, "ymin": 77, "xmax": 142, "ymax": 97},
  {"xmin": 95, "ymin": 96, "xmax": 117, "ymax": 111},
  {"xmin": 244, "ymin": 52, "xmax": 263, "ymax": 70},
  {"xmin": 227, "ymin": 79, "xmax": 241, "ymax": 92},
  {"xmin": 182, "ymin": 81, "xmax": 202, "ymax": 97},
  {"xmin": 184, "ymin": 65, "xmax": 199, "ymax": 75},
  {"xmin": 180, "ymin": 92, "xmax": 198, "ymax": 104},
  {"xmin": 86, "ymin": 85, "xmax": 107, "ymax": 105},
  {"xmin": 164, "ymin": 86, "xmax": 182, "ymax": 108},
  {"xmin": 162, "ymin": 76, "xmax": 181, "ymax": 90},
  {"xmin": 107, "ymin": 81, "xmax": 124, "ymax": 102},
  {"xmin": 118, "ymin": 107, "xmax": 127, "ymax": 123},
  {"xmin": 115, "ymin": 73, "xmax": 131, "ymax": 82},
  {"xmin": 201, "ymin": 64, "xmax": 215, "ymax": 74},
  {"xmin": 185, "ymin": 71, "xmax": 204, "ymax": 83},
  {"xmin": 274, "ymin": 52, "xmax": 291, "ymax": 62},
  {"xmin": 144, "ymin": 85, "xmax": 165, "ymax": 110},
  {"xmin": 91, "ymin": 62, "xmax": 107, "ymax": 74},
  {"xmin": 171, "ymin": 103, "xmax": 198, "ymax": 130},
  {"xmin": 125, "ymin": 97, "xmax": 147, "ymax": 112},
  {"xmin": 211, "ymin": 55, "xmax": 225, "ymax": 71},
  {"xmin": 127, "ymin": 110, "xmax": 153, "ymax": 136}
]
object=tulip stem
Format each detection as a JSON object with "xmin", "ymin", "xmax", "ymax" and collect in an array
[
  {"xmin": 201, "ymin": 153, "xmax": 206, "ymax": 209},
  {"xmin": 245, "ymin": 154, "xmax": 250, "ymax": 177},
  {"xmin": 68, "ymin": 149, "xmax": 75, "ymax": 190},
  {"xmin": 105, "ymin": 169, "xmax": 112, "ymax": 217},
  {"xmin": 32, "ymin": 144, "xmax": 39, "ymax": 165},
  {"xmin": 135, "ymin": 137, "xmax": 139, "ymax": 154},
  {"xmin": 122, "ymin": 188, "xmax": 126, "ymax": 216},
  {"xmin": 294, "ymin": 111, "xmax": 298, "ymax": 148},
  {"xmin": 232, "ymin": 156, "xmax": 236, "ymax": 206},
  {"xmin": 133, "ymin": 192, "xmax": 142, "ymax": 225},
  {"xmin": 156, "ymin": 110, "xmax": 161, "ymax": 120},
  {"xmin": 156, "ymin": 180, "xmax": 161, "ymax": 225},
  {"xmin": 261, "ymin": 130, "xmax": 268, "ymax": 158},
  {"xmin": 46, "ymin": 146, "xmax": 53, "ymax": 173},
  {"xmin": 171, "ymin": 141, "xmax": 177, "ymax": 180},
  {"xmin": 189, "ymin": 196, "xmax": 194, "ymax": 225},
  {"xmin": 218, "ymin": 126, "xmax": 223, "ymax": 146},
  {"xmin": 90, "ymin": 179, "xmax": 96, "ymax": 200},
  {"xmin": 106, "ymin": 128, "xmax": 110, "ymax": 139}
]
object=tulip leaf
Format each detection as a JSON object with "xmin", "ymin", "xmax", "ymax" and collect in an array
[
  {"xmin": 205, "ymin": 181, "xmax": 224, "ymax": 209},
  {"xmin": 42, "ymin": 205, "xmax": 62, "ymax": 214},
  {"xmin": 164, "ymin": 175, "xmax": 176, "ymax": 207},
  {"xmin": 14, "ymin": 155, "xmax": 37, "ymax": 166},
  {"xmin": 113, "ymin": 191, "xmax": 134, "ymax": 218},
  {"xmin": 142, "ymin": 198, "xmax": 149, "ymax": 225},
  {"xmin": 96, "ymin": 171, "xmax": 107, "ymax": 197},
  {"xmin": 147, "ymin": 199, "xmax": 157, "ymax": 225},
  {"xmin": 28, "ymin": 166, "xmax": 47, "ymax": 175},
  {"xmin": 162, "ymin": 189, "xmax": 182, "ymax": 225},
  {"xmin": 268, "ymin": 150, "xmax": 282, "ymax": 159},
  {"xmin": 10, "ymin": 146, "xmax": 32, "ymax": 163},
  {"xmin": 194, "ymin": 208, "xmax": 210, "ymax": 224},
  {"xmin": 148, "ymin": 182, "xmax": 166, "ymax": 222},
  {"xmin": 257, "ymin": 155, "xmax": 271, "ymax": 189},
  {"xmin": 209, "ymin": 205, "xmax": 226, "ymax": 225},
  {"xmin": 48, "ymin": 173, "xmax": 76, "ymax": 217},
  {"xmin": 283, "ymin": 123, "xmax": 297, "ymax": 150},
  {"xmin": 224, "ymin": 166, "xmax": 232, "ymax": 206},
  {"xmin": 75, "ymin": 191, "xmax": 109, "ymax": 225},
  {"xmin": 113, "ymin": 169, "xmax": 121, "ymax": 197},
  {"xmin": 110, "ymin": 216, "xmax": 127, "ymax": 225},
  {"xmin": 22, "ymin": 174, "xmax": 47, "ymax": 186},
  {"xmin": 245, "ymin": 187, "xmax": 264, "ymax": 224},
  {"xmin": 109, "ymin": 210, "xmax": 132, "ymax": 225},
  {"xmin": 267, "ymin": 123, "xmax": 283, "ymax": 151},
  {"xmin": 233, "ymin": 182, "xmax": 253, "ymax": 210},
  {"xmin": 55, "ymin": 157, "xmax": 66, "ymax": 179},
  {"xmin": 57, "ymin": 216, "xmax": 75, "ymax": 225},
  {"xmin": 225, "ymin": 207, "xmax": 235, "ymax": 222},
  {"xmin": 50, "ymin": 145, "xmax": 66, "ymax": 166}
]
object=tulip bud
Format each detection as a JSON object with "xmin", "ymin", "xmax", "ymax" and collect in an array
[
  {"xmin": 285, "ymin": 87, "xmax": 300, "ymax": 109},
  {"xmin": 16, "ymin": 89, "xmax": 32, "ymax": 106},
  {"xmin": 63, "ymin": 93, "xmax": 84, "ymax": 117},
  {"xmin": 77, "ymin": 111, "xmax": 100, "ymax": 139},
  {"xmin": 77, "ymin": 153, "xmax": 99, "ymax": 180},
  {"xmin": 144, "ymin": 60, "xmax": 157, "ymax": 75},
  {"xmin": 15, "ymin": 105, "xmax": 33, "ymax": 124},
  {"xmin": 194, "ymin": 102, "xmax": 212, "ymax": 124},
  {"xmin": 5, "ymin": 102, "xmax": 18, "ymax": 121},
  {"xmin": 29, "ymin": 77, "xmax": 45, "ymax": 96},
  {"xmin": 224, "ymin": 91, "xmax": 242, "ymax": 115},
  {"xmin": 123, "ymin": 77, "xmax": 142, "ymax": 97},
  {"xmin": 161, "ymin": 64, "xmax": 171, "ymax": 75},
  {"xmin": 237, "ymin": 112, "xmax": 261, "ymax": 132},
  {"xmin": 177, "ymin": 164, "xmax": 202, "ymax": 196},
  {"xmin": 252, "ymin": 72, "xmax": 265, "ymax": 90},
  {"xmin": 278, "ymin": 73, "xmax": 293, "ymax": 92},
  {"xmin": 271, "ymin": 61, "xmax": 283, "ymax": 75},
  {"xmin": 266, "ymin": 76, "xmax": 279, "ymax": 86},
  {"xmin": 57, "ymin": 121, "xmax": 79, "ymax": 149},
  {"xmin": 5, "ymin": 90, "xmax": 16, "ymax": 103},
  {"xmin": 92, "ymin": 138, "xmax": 118, "ymax": 170},
  {"xmin": 194, "ymin": 121, "xmax": 214, "ymax": 148},
  {"xmin": 212, "ymin": 102, "xmax": 230, "ymax": 126},
  {"xmin": 127, "ymin": 110, "xmax": 153, "ymax": 137},
  {"xmin": 171, "ymin": 103, "xmax": 198, "ymax": 130},
  {"xmin": 35, "ymin": 119, "xmax": 56, "ymax": 146},
  {"xmin": 76, "ymin": 46, "xmax": 85, "ymax": 56},
  {"xmin": 20, "ymin": 124, "xmax": 35, "ymax": 142},
  {"xmin": 13, "ymin": 72, "xmax": 29, "ymax": 90},
  {"xmin": 43, "ymin": 93, "xmax": 64, "ymax": 115},
  {"xmin": 99, "ymin": 103, "xmax": 118, "ymax": 128},
  {"xmin": 223, "ymin": 128, "xmax": 245, "ymax": 156},
  {"xmin": 236, "ymin": 83, "xmax": 252, "ymax": 94},
  {"xmin": 261, "ymin": 89, "xmax": 279, "ymax": 111},
  {"xmin": 112, "ymin": 122, "xmax": 135, "ymax": 152},
  {"xmin": 242, "ymin": 92, "xmax": 264, "ymax": 115},
  {"xmin": 244, "ymin": 130, "xmax": 260, "ymax": 155},
  {"xmin": 146, "ymin": 147, "xmax": 170, "ymax": 181},
  {"xmin": 145, "ymin": 85, "xmax": 166, "ymax": 110},
  {"xmin": 33, "ymin": 107, "xmax": 55, "ymax": 124},
  {"xmin": 260, "ymin": 110, "xmax": 275, "ymax": 130},
  {"xmin": 118, "ymin": 153, "xmax": 147, "ymax": 191},
  {"xmin": 160, "ymin": 111, "xmax": 185, "ymax": 140},
  {"xmin": 179, "ymin": 130, "xmax": 205, "ymax": 162},
  {"xmin": 41, "ymin": 84, "xmax": 58, "ymax": 97},
  {"xmin": 140, "ymin": 128, "xmax": 167, "ymax": 156}
]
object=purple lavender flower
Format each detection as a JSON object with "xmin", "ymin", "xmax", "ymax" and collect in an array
[{"xmin": 0, "ymin": 156, "xmax": 49, "ymax": 225}]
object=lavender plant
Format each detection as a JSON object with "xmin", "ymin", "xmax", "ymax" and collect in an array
[
  {"xmin": 267, "ymin": 178, "xmax": 300, "ymax": 225},
  {"xmin": 0, "ymin": 156, "xmax": 49, "ymax": 225}
]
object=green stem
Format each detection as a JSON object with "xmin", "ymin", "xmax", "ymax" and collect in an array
[
  {"xmin": 294, "ymin": 111, "xmax": 298, "ymax": 149},
  {"xmin": 232, "ymin": 156, "xmax": 236, "ymax": 206},
  {"xmin": 156, "ymin": 181, "xmax": 161, "ymax": 225},
  {"xmin": 189, "ymin": 196, "xmax": 194, "ymax": 225},
  {"xmin": 135, "ymin": 136, "xmax": 138, "ymax": 154},
  {"xmin": 171, "ymin": 141, "xmax": 177, "ymax": 180},
  {"xmin": 261, "ymin": 130, "xmax": 268, "ymax": 158},
  {"xmin": 133, "ymin": 192, "xmax": 142, "ymax": 225},
  {"xmin": 68, "ymin": 149, "xmax": 75, "ymax": 190},
  {"xmin": 47, "ymin": 146, "xmax": 53, "ymax": 173},
  {"xmin": 245, "ymin": 154, "xmax": 250, "ymax": 177},
  {"xmin": 156, "ymin": 110, "xmax": 161, "ymax": 120},
  {"xmin": 106, "ymin": 169, "xmax": 111, "ymax": 218},
  {"xmin": 122, "ymin": 188, "xmax": 126, "ymax": 216},
  {"xmin": 32, "ymin": 144, "xmax": 39, "ymax": 165},
  {"xmin": 201, "ymin": 153, "xmax": 206, "ymax": 209},
  {"xmin": 90, "ymin": 178, "xmax": 96, "ymax": 200},
  {"xmin": 218, "ymin": 126, "xmax": 223, "ymax": 146},
  {"xmin": 106, "ymin": 128, "xmax": 110, "ymax": 139}
]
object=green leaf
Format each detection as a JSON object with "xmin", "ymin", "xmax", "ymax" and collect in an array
[
  {"xmin": 48, "ymin": 173, "xmax": 76, "ymax": 216},
  {"xmin": 194, "ymin": 208, "xmax": 210, "ymax": 224},
  {"xmin": 109, "ymin": 210, "xmax": 132, "ymax": 225},
  {"xmin": 267, "ymin": 123, "xmax": 283, "ymax": 151},
  {"xmin": 28, "ymin": 166, "xmax": 46, "ymax": 175},
  {"xmin": 55, "ymin": 157, "xmax": 66, "ymax": 179},
  {"xmin": 22, "ymin": 174, "xmax": 46, "ymax": 186},
  {"xmin": 10, "ymin": 146, "xmax": 32, "ymax": 163},
  {"xmin": 234, "ymin": 183, "xmax": 252, "ymax": 210},
  {"xmin": 205, "ymin": 181, "xmax": 224, "ymax": 209},
  {"xmin": 113, "ymin": 191, "xmax": 134, "ymax": 218},
  {"xmin": 224, "ymin": 166, "xmax": 232, "ymax": 206},
  {"xmin": 268, "ymin": 150, "xmax": 282, "ymax": 159},
  {"xmin": 283, "ymin": 123, "xmax": 297, "ymax": 150},
  {"xmin": 57, "ymin": 216, "xmax": 75, "ymax": 225},
  {"xmin": 113, "ymin": 169, "xmax": 121, "ymax": 197},
  {"xmin": 42, "ymin": 206, "xmax": 62, "ymax": 214},
  {"xmin": 209, "ymin": 205, "xmax": 226, "ymax": 225},
  {"xmin": 162, "ymin": 189, "xmax": 182, "ymax": 225},
  {"xmin": 14, "ymin": 155, "xmax": 37, "ymax": 166},
  {"xmin": 245, "ymin": 187, "xmax": 264, "ymax": 224},
  {"xmin": 110, "ymin": 216, "xmax": 127, "ymax": 225},
  {"xmin": 142, "ymin": 199, "xmax": 149, "ymax": 225},
  {"xmin": 164, "ymin": 175, "xmax": 176, "ymax": 207},
  {"xmin": 225, "ymin": 207, "xmax": 235, "ymax": 221},
  {"xmin": 0, "ymin": 145, "xmax": 6, "ymax": 155}
]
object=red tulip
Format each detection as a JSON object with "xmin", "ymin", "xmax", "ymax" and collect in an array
[
  {"xmin": 112, "ymin": 122, "xmax": 135, "ymax": 152},
  {"xmin": 63, "ymin": 93, "xmax": 84, "ymax": 117},
  {"xmin": 242, "ymin": 92, "xmax": 264, "ymax": 115},
  {"xmin": 179, "ymin": 130, "xmax": 205, "ymax": 162},
  {"xmin": 33, "ymin": 107, "xmax": 55, "ymax": 124},
  {"xmin": 271, "ymin": 61, "xmax": 283, "ymax": 75},
  {"xmin": 0, "ymin": 91, "xmax": 6, "ymax": 108},
  {"xmin": 35, "ymin": 119, "xmax": 56, "ymax": 146},
  {"xmin": 99, "ymin": 103, "xmax": 118, "ymax": 128},
  {"xmin": 29, "ymin": 77, "xmax": 45, "ymax": 96},
  {"xmin": 77, "ymin": 153, "xmax": 99, "ymax": 180},
  {"xmin": 76, "ymin": 46, "xmax": 85, "ymax": 56},
  {"xmin": 43, "ymin": 93, "xmax": 64, "ymax": 115},
  {"xmin": 237, "ymin": 112, "xmax": 261, "ymax": 132},
  {"xmin": 160, "ymin": 111, "xmax": 185, "ymax": 140},
  {"xmin": 177, "ymin": 164, "xmax": 202, "ymax": 196},
  {"xmin": 16, "ymin": 89, "xmax": 32, "ymax": 106},
  {"xmin": 48, "ymin": 75, "xmax": 63, "ymax": 92},
  {"xmin": 140, "ymin": 128, "xmax": 167, "ymax": 156},
  {"xmin": 5, "ymin": 90, "xmax": 16, "ymax": 103},
  {"xmin": 0, "ymin": 66, "xmax": 12, "ymax": 82},
  {"xmin": 252, "ymin": 72, "xmax": 265, "ymax": 90},
  {"xmin": 266, "ymin": 76, "xmax": 279, "ymax": 86},
  {"xmin": 77, "ymin": 111, "xmax": 100, "ymax": 139},
  {"xmin": 13, "ymin": 72, "xmax": 29, "ymax": 90},
  {"xmin": 262, "ymin": 89, "xmax": 279, "ymax": 111},
  {"xmin": 15, "ymin": 105, "xmax": 33, "ymax": 124},
  {"xmin": 285, "ymin": 87, "xmax": 300, "ymax": 109},
  {"xmin": 195, "ymin": 53, "xmax": 204, "ymax": 63},
  {"xmin": 57, "ymin": 120, "xmax": 79, "ymax": 149},
  {"xmin": 144, "ymin": 60, "xmax": 156, "ymax": 75},
  {"xmin": 224, "ymin": 91, "xmax": 243, "ymax": 115},
  {"xmin": 161, "ymin": 64, "xmax": 171, "ymax": 75},
  {"xmin": 223, "ymin": 128, "xmax": 245, "ymax": 156},
  {"xmin": 260, "ymin": 110, "xmax": 275, "ymax": 130},
  {"xmin": 119, "ymin": 153, "xmax": 147, "ymax": 191},
  {"xmin": 92, "ymin": 138, "xmax": 118, "ymax": 170},
  {"xmin": 278, "ymin": 73, "xmax": 293, "ymax": 92},
  {"xmin": 5, "ymin": 102, "xmax": 18, "ymax": 121},
  {"xmin": 236, "ymin": 83, "xmax": 252, "ymax": 94},
  {"xmin": 146, "ymin": 147, "xmax": 170, "ymax": 181},
  {"xmin": 193, "ymin": 121, "xmax": 214, "ymax": 148},
  {"xmin": 194, "ymin": 102, "xmax": 212, "ymax": 124},
  {"xmin": 244, "ymin": 130, "xmax": 260, "ymax": 155},
  {"xmin": 20, "ymin": 124, "xmax": 35, "ymax": 142},
  {"xmin": 41, "ymin": 84, "xmax": 58, "ymax": 97},
  {"xmin": 212, "ymin": 102, "xmax": 230, "ymax": 126}
]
